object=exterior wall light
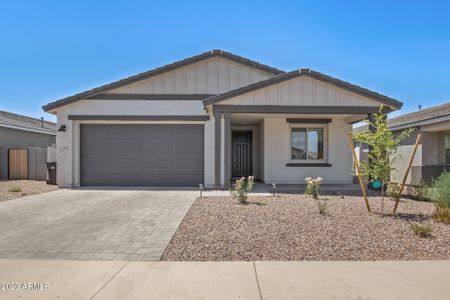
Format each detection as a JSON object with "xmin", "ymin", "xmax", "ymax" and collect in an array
[{"xmin": 57, "ymin": 125, "xmax": 66, "ymax": 132}]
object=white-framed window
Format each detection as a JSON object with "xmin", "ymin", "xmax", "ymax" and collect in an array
[
  {"xmin": 445, "ymin": 132, "xmax": 450, "ymax": 165},
  {"xmin": 290, "ymin": 125, "xmax": 327, "ymax": 162}
]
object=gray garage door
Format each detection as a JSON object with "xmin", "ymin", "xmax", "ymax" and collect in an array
[{"xmin": 80, "ymin": 124, "xmax": 204, "ymax": 186}]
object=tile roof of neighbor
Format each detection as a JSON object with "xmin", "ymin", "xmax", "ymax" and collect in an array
[
  {"xmin": 203, "ymin": 69, "xmax": 403, "ymax": 109},
  {"xmin": 42, "ymin": 50, "xmax": 285, "ymax": 112},
  {"xmin": 353, "ymin": 101, "xmax": 450, "ymax": 132},
  {"xmin": 0, "ymin": 110, "xmax": 56, "ymax": 135}
]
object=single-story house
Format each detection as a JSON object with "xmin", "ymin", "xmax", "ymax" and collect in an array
[
  {"xmin": 0, "ymin": 110, "xmax": 56, "ymax": 180},
  {"xmin": 43, "ymin": 50, "xmax": 402, "ymax": 188},
  {"xmin": 355, "ymin": 102, "xmax": 450, "ymax": 185}
]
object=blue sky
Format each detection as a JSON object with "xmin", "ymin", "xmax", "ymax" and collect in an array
[{"xmin": 1, "ymin": 1, "xmax": 449, "ymax": 122}]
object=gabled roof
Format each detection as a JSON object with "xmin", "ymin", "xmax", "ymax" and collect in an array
[
  {"xmin": 43, "ymin": 50, "xmax": 285, "ymax": 112},
  {"xmin": 0, "ymin": 110, "xmax": 56, "ymax": 135},
  {"xmin": 353, "ymin": 101, "xmax": 450, "ymax": 132},
  {"xmin": 389, "ymin": 102, "xmax": 450, "ymax": 130},
  {"xmin": 203, "ymin": 69, "xmax": 403, "ymax": 109}
]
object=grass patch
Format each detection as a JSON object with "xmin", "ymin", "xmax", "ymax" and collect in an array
[
  {"xmin": 410, "ymin": 223, "xmax": 432, "ymax": 238},
  {"xmin": 8, "ymin": 186, "xmax": 22, "ymax": 193}
]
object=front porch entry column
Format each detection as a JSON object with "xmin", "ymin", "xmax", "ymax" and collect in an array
[
  {"xmin": 213, "ymin": 111, "xmax": 222, "ymax": 187},
  {"xmin": 223, "ymin": 112, "xmax": 231, "ymax": 187}
]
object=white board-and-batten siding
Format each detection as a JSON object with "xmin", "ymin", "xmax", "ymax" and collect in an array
[
  {"xmin": 221, "ymin": 76, "xmax": 381, "ymax": 107},
  {"xmin": 108, "ymin": 57, "xmax": 273, "ymax": 95}
]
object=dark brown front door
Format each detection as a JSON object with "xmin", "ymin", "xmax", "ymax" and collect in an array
[{"xmin": 232, "ymin": 131, "xmax": 252, "ymax": 178}]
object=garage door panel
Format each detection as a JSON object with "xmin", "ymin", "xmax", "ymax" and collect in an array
[
  {"xmin": 82, "ymin": 156, "xmax": 110, "ymax": 168},
  {"xmin": 82, "ymin": 142, "xmax": 113, "ymax": 153},
  {"xmin": 80, "ymin": 124, "xmax": 204, "ymax": 186},
  {"xmin": 81, "ymin": 174, "xmax": 201, "ymax": 186},
  {"xmin": 175, "ymin": 142, "xmax": 203, "ymax": 153},
  {"xmin": 174, "ymin": 126, "xmax": 203, "ymax": 138},
  {"xmin": 175, "ymin": 158, "xmax": 203, "ymax": 169},
  {"xmin": 139, "ymin": 158, "xmax": 173, "ymax": 169},
  {"xmin": 140, "ymin": 142, "xmax": 174, "ymax": 153},
  {"xmin": 110, "ymin": 156, "xmax": 144, "ymax": 168}
]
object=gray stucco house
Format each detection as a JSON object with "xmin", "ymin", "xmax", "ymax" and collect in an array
[
  {"xmin": 0, "ymin": 110, "xmax": 56, "ymax": 180},
  {"xmin": 354, "ymin": 102, "xmax": 450, "ymax": 185},
  {"xmin": 42, "ymin": 50, "xmax": 402, "ymax": 188}
]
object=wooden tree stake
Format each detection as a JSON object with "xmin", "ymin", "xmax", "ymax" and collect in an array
[
  {"xmin": 393, "ymin": 133, "xmax": 422, "ymax": 213},
  {"xmin": 347, "ymin": 133, "xmax": 371, "ymax": 212}
]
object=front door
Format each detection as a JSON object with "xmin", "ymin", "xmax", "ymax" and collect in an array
[{"xmin": 232, "ymin": 131, "xmax": 252, "ymax": 178}]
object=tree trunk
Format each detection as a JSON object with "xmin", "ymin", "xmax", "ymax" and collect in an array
[{"xmin": 381, "ymin": 182, "xmax": 385, "ymax": 212}]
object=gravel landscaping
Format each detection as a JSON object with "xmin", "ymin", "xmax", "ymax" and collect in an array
[
  {"xmin": 162, "ymin": 195, "xmax": 450, "ymax": 261},
  {"xmin": 0, "ymin": 180, "xmax": 58, "ymax": 202}
]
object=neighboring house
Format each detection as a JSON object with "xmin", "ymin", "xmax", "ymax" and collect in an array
[
  {"xmin": 354, "ymin": 102, "xmax": 450, "ymax": 185},
  {"xmin": 43, "ymin": 50, "xmax": 402, "ymax": 188},
  {"xmin": 0, "ymin": 110, "xmax": 56, "ymax": 180}
]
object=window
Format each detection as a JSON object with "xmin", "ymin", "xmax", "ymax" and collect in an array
[
  {"xmin": 445, "ymin": 132, "xmax": 450, "ymax": 164},
  {"xmin": 291, "ymin": 127, "xmax": 325, "ymax": 161}
]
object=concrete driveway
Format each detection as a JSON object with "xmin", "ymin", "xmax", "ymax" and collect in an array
[{"xmin": 0, "ymin": 188, "xmax": 198, "ymax": 261}]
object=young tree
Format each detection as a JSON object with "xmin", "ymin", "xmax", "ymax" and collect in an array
[{"xmin": 354, "ymin": 106, "xmax": 414, "ymax": 212}]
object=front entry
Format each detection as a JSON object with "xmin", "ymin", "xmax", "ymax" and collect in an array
[{"xmin": 232, "ymin": 131, "xmax": 252, "ymax": 178}]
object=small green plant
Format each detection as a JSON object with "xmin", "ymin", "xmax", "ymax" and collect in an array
[
  {"xmin": 305, "ymin": 177, "xmax": 322, "ymax": 200},
  {"xmin": 8, "ymin": 186, "xmax": 22, "ymax": 193},
  {"xmin": 387, "ymin": 183, "xmax": 401, "ymax": 200},
  {"xmin": 410, "ymin": 223, "xmax": 432, "ymax": 237},
  {"xmin": 405, "ymin": 181, "xmax": 430, "ymax": 201},
  {"xmin": 432, "ymin": 206, "xmax": 450, "ymax": 224},
  {"xmin": 428, "ymin": 172, "xmax": 450, "ymax": 224},
  {"xmin": 318, "ymin": 201, "xmax": 328, "ymax": 215},
  {"xmin": 305, "ymin": 177, "xmax": 328, "ymax": 214},
  {"xmin": 353, "ymin": 105, "xmax": 414, "ymax": 212},
  {"xmin": 231, "ymin": 176, "xmax": 255, "ymax": 204},
  {"xmin": 414, "ymin": 181, "xmax": 430, "ymax": 201}
]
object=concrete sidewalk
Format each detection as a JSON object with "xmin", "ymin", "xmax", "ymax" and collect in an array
[{"xmin": 0, "ymin": 260, "xmax": 449, "ymax": 300}]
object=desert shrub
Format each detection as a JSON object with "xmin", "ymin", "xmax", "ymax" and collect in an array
[
  {"xmin": 429, "ymin": 172, "xmax": 450, "ymax": 207},
  {"xmin": 407, "ymin": 181, "xmax": 430, "ymax": 201},
  {"xmin": 389, "ymin": 182, "xmax": 430, "ymax": 201},
  {"xmin": 231, "ymin": 176, "xmax": 255, "ymax": 204},
  {"xmin": 387, "ymin": 183, "xmax": 401, "ymax": 200},
  {"xmin": 305, "ymin": 177, "xmax": 328, "ymax": 214},
  {"xmin": 432, "ymin": 206, "xmax": 450, "ymax": 224},
  {"xmin": 428, "ymin": 172, "xmax": 450, "ymax": 223},
  {"xmin": 318, "ymin": 201, "xmax": 328, "ymax": 215},
  {"xmin": 305, "ymin": 177, "xmax": 322, "ymax": 200},
  {"xmin": 8, "ymin": 186, "xmax": 22, "ymax": 193},
  {"xmin": 410, "ymin": 223, "xmax": 432, "ymax": 237}
]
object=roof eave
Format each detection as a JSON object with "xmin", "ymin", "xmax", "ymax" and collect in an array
[{"xmin": 0, "ymin": 123, "xmax": 56, "ymax": 135}]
